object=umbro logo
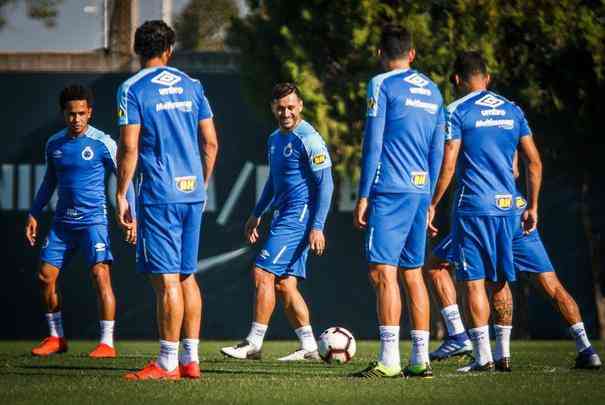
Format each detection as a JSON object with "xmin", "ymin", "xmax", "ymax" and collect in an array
[
  {"xmin": 404, "ymin": 73, "xmax": 429, "ymax": 87},
  {"xmin": 475, "ymin": 94, "xmax": 504, "ymax": 108},
  {"xmin": 151, "ymin": 71, "xmax": 182, "ymax": 87}
]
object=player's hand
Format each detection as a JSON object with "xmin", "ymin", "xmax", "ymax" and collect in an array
[
  {"xmin": 309, "ymin": 229, "xmax": 326, "ymax": 256},
  {"xmin": 124, "ymin": 218, "xmax": 137, "ymax": 245},
  {"xmin": 427, "ymin": 204, "xmax": 439, "ymax": 237},
  {"xmin": 522, "ymin": 208, "xmax": 538, "ymax": 234},
  {"xmin": 244, "ymin": 215, "xmax": 261, "ymax": 244},
  {"xmin": 25, "ymin": 214, "xmax": 38, "ymax": 247},
  {"xmin": 353, "ymin": 198, "xmax": 369, "ymax": 230},
  {"xmin": 115, "ymin": 193, "xmax": 135, "ymax": 243}
]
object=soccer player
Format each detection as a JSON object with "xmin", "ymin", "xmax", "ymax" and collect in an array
[
  {"xmin": 116, "ymin": 20, "xmax": 218, "ymax": 380},
  {"xmin": 25, "ymin": 84, "xmax": 135, "ymax": 358},
  {"xmin": 221, "ymin": 83, "xmax": 334, "ymax": 361},
  {"xmin": 429, "ymin": 51, "xmax": 543, "ymax": 372},
  {"xmin": 352, "ymin": 25, "xmax": 446, "ymax": 378}
]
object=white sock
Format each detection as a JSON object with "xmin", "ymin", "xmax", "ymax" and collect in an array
[
  {"xmin": 157, "ymin": 340, "xmax": 179, "ymax": 372},
  {"xmin": 246, "ymin": 322, "xmax": 268, "ymax": 350},
  {"xmin": 45, "ymin": 312, "xmax": 64, "ymax": 338},
  {"xmin": 494, "ymin": 324, "xmax": 512, "ymax": 360},
  {"xmin": 468, "ymin": 326, "xmax": 493, "ymax": 366},
  {"xmin": 410, "ymin": 330, "xmax": 430, "ymax": 365},
  {"xmin": 378, "ymin": 325, "xmax": 400, "ymax": 368},
  {"xmin": 294, "ymin": 325, "xmax": 318, "ymax": 352},
  {"xmin": 99, "ymin": 320, "xmax": 114, "ymax": 347},
  {"xmin": 570, "ymin": 322, "xmax": 591, "ymax": 353},
  {"xmin": 441, "ymin": 304, "xmax": 466, "ymax": 336},
  {"xmin": 179, "ymin": 338, "xmax": 199, "ymax": 364}
]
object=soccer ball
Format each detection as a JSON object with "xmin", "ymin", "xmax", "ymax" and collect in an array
[{"xmin": 318, "ymin": 327, "xmax": 356, "ymax": 364}]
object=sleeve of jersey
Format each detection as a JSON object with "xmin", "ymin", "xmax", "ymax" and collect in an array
[
  {"xmin": 30, "ymin": 146, "xmax": 57, "ymax": 219},
  {"xmin": 429, "ymin": 105, "xmax": 446, "ymax": 194},
  {"xmin": 197, "ymin": 82, "xmax": 214, "ymax": 121},
  {"xmin": 446, "ymin": 107, "xmax": 463, "ymax": 141},
  {"xmin": 514, "ymin": 105, "xmax": 532, "ymax": 137},
  {"xmin": 117, "ymin": 83, "xmax": 141, "ymax": 126},
  {"xmin": 103, "ymin": 140, "xmax": 137, "ymax": 219},
  {"xmin": 358, "ymin": 78, "xmax": 387, "ymax": 198},
  {"xmin": 309, "ymin": 168, "xmax": 334, "ymax": 231},
  {"xmin": 252, "ymin": 172, "xmax": 274, "ymax": 218}
]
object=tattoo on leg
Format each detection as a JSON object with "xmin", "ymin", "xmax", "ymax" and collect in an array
[{"xmin": 492, "ymin": 298, "xmax": 513, "ymax": 326}]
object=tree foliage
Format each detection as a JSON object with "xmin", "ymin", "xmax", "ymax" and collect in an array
[{"xmin": 175, "ymin": 0, "xmax": 239, "ymax": 51}]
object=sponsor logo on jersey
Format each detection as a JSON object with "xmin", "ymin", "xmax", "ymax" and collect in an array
[
  {"xmin": 515, "ymin": 196, "xmax": 527, "ymax": 209},
  {"xmin": 475, "ymin": 94, "xmax": 505, "ymax": 108},
  {"xmin": 410, "ymin": 87, "xmax": 432, "ymax": 96},
  {"xmin": 150, "ymin": 71, "xmax": 182, "ymax": 87},
  {"xmin": 283, "ymin": 142, "xmax": 293, "ymax": 157},
  {"xmin": 158, "ymin": 86, "xmax": 184, "ymax": 96},
  {"xmin": 410, "ymin": 171, "xmax": 428, "ymax": 188},
  {"xmin": 495, "ymin": 194, "xmax": 513, "ymax": 210},
  {"xmin": 175, "ymin": 176, "xmax": 197, "ymax": 193},
  {"xmin": 404, "ymin": 73, "xmax": 429, "ymax": 87},
  {"xmin": 312, "ymin": 154, "xmax": 326, "ymax": 165},
  {"xmin": 405, "ymin": 98, "xmax": 438, "ymax": 114},
  {"xmin": 95, "ymin": 242, "xmax": 106, "ymax": 252},
  {"xmin": 475, "ymin": 119, "xmax": 514, "ymax": 129},
  {"xmin": 52, "ymin": 149, "xmax": 63, "ymax": 159},
  {"xmin": 156, "ymin": 100, "xmax": 193, "ymax": 112},
  {"xmin": 81, "ymin": 146, "xmax": 94, "ymax": 160},
  {"xmin": 259, "ymin": 249, "xmax": 270, "ymax": 260},
  {"xmin": 480, "ymin": 109, "xmax": 506, "ymax": 116}
]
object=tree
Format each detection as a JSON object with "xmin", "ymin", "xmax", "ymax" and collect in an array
[
  {"xmin": 0, "ymin": 0, "xmax": 62, "ymax": 29},
  {"xmin": 175, "ymin": 0, "xmax": 239, "ymax": 51}
]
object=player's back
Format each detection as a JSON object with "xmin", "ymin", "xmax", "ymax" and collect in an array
[
  {"xmin": 447, "ymin": 90, "xmax": 531, "ymax": 216},
  {"xmin": 117, "ymin": 66, "xmax": 213, "ymax": 205},
  {"xmin": 367, "ymin": 69, "xmax": 444, "ymax": 194}
]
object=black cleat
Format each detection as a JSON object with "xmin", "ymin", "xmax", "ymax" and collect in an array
[
  {"xmin": 457, "ymin": 360, "xmax": 495, "ymax": 373},
  {"xmin": 495, "ymin": 357, "xmax": 512, "ymax": 372},
  {"xmin": 574, "ymin": 348, "xmax": 602, "ymax": 370}
]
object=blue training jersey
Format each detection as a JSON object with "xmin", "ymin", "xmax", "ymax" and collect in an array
[
  {"xmin": 253, "ymin": 120, "xmax": 333, "ymax": 229},
  {"xmin": 358, "ymin": 68, "xmax": 446, "ymax": 197},
  {"xmin": 447, "ymin": 90, "xmax": 532, "ymax": 216},
  {"xmin": 117, "ymin": 66, "xmax": 213, "ymax": 205},
  {"xmin": 30, "ymin": 125, "xmax": 134, "ymax": 226}
]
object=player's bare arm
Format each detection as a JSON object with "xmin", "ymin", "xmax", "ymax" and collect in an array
[
  {"xmin": 244, "ymin": 215, "xmax": 261, "ymax": 244},
  {"xmin": 518, "ymin": 135, "xmax": 542, "ymax": 234},
  {"xmin": 116, "ymin": 124, "xmax": 140, "ymax": 244},
  {"xmin": 429, "ymin": 139, "xmax": 461, "ymax": 234},
  {"xmin": 198, "ymin": 118, "xmax": 218, "ymax": 187}
]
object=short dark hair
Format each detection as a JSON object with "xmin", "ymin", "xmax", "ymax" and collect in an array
[
  {"xmin": 134, "ymin": 20, "xmax": 176, "ymax": 60},
  {"xmin": 379, "ymin": 24, "xmax": 413, "ymax": 60},
  {"xmin": 59, "ymin": 84, "xmax": 93, "ymax": 110},
  {"xmin": 271, "ymin": 82, "xmax": 301, "ymax": 102},
  {"xmin": 452, "ymin": 51, "xmax": 488, "ymax": 84}
]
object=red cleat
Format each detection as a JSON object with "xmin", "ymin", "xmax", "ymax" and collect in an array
[
  {"xmin": 31, "ymin": 336, "xmax": 68, "ymax": 356},
  {"xmin": 89, "ymin": 343, "xmax": 117, "ymax": 359},
  {"xmin": 124, "ymin": 361, "xmax": 181, "ymax": 381},
  {"xmin": 179, "ymin": 362, "xmax": 201, "ymax": 379}
]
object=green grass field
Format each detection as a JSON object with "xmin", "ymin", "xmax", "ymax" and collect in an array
[{"xmin": 1, "ymin": 340, "xmax": 603, "ymax": 404}]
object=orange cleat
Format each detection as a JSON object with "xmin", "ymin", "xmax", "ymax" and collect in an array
[
  {"xmin": 89, "ymin": 343, "xmax": 117, "ymax": 359},
  {"xmin": 124, "ymin": 361, "xmax": 181, "ymax": 381},
  {"xmin": 179, "ymin": 362, "xmax": 201, "ymax": 379},
  {"xmin": 31, "ymin": 336, "xmax": 68, "ymax": 356}
]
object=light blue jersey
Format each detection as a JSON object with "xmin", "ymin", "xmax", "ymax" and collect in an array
[
  {"xmin": 359, "ymin": 68, "xmax": 446, "ymax": 197},
  {"xmin": 447, "ymin": 90, "xmax": 532, "ymax": 216},
  {"xmin": 117, "ymin": 66, "xmax": 213, "ymax": 205}
]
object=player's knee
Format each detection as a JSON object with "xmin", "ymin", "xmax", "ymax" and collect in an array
[
  {"xmin": 38, "ymin": 271, "xmax": 55, "ymax": 287},
  {"xmin": 275, "ymin": 279, "xmax": 296, "ymax": 296},
  {"xmin": 368, "ymin": 269, "xmax": 396, "ymax": 290}
]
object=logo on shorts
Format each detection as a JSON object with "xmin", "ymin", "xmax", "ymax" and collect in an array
[
  {"xmin": 175, "ymin": 176, "xmax": 197, "ymax": 193},
  {"xmin": 81, "ymin": 146, "xmax": 94, "ymax": 160},
  {"xmin": 52, "ymin": 149, "xmax": 63, "ymax": 159},
  {"xmin": 95, "ymin": 242, "xmax": 106, "ymax": 252},
  {"xmin": 259, "ymin": 249, "xmax": 270, "ymax": 260},
  {"xmin": 283, "ymin": 142, "xmax": 293, "ymax": 157},
  {"xmin": 150, "ymin": 71, "xmax": 182, "ymax": 87},
  {"xmin": 411, "ymin": 171, "xmax": 428, "ymax": 188},
  {"xmin": 495, "ymin": 194, "xmax": 513, "ymax": 210},
  {"xmin": 516, "ymin": 196, "xmax": 527, "ymax": 209}
]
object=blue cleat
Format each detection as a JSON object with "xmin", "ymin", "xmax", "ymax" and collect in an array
[{"xmin": 429, "ymin": 332, "xmax": 473, "ymax": 361}]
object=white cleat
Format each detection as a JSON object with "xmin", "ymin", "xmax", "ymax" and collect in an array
[
  {"xmin": 220, "ymin": 340, "xmax": 262, "ymax": 360},
  {"xmin": 277, "ymin": 348, "xmax": 321, "ymax": 362}
]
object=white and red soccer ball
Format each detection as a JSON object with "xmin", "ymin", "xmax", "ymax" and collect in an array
[{"xmin": 318, "ymin": 327, "xmax": 356, "ymax": 364}]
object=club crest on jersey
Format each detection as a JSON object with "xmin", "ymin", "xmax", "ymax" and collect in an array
[
  {"xmin": 410, "ymin": 171, "xmax": 428, "ymax": 188},
  {"xmin": 81, "ymin": 146, "xmax": 94, "ymax": 160},
  {"xmin": 52, "ymin": 149, "xmax": 63, "ymax": 159},
  {"xmin": 151, "ymin": 71, "xmax": 182, "ymax": 87},
  {"xmin": 404, "ymin": 73, "xmax": 429, "ymax": 87},
  {"xmin": 495, "ymin": 194, "xmax": 513, "ymax": 210},
  {"xmin": 516, "ymin": 196, "xmax": 527, "ymax": 209},
  {"xmin": 475, "ymin": 94, "xmax": 505, "ymax": 108},
  {"xmin": 175, "ymin": 176, "xmax": 197, "ymax": 193},
  {"xmin": 313, "ymin": 154, "xmax": 326, "ymax": 165},
  {"xmin": 283, "ymin": 142, "xmax": 293, "ymax": 157}
]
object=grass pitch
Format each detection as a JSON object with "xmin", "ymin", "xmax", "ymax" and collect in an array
[{"xmin": 1, "ymin": 340, "xmax": 603, "ymax": 404}]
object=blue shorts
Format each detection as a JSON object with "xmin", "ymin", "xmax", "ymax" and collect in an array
[
  {"xmin": 433, "ymin": 228, "xmax": 554, "ymax": 275},
  {"xmin": 255, "ymin": 205, "xmax": 310, "ymax": 279},
  {"xmin": 40, "ymin": 223, "xmax": 113, "ymax": 269},
  {"xmin": 365, "ymin": 193, "xmax": 430, "ymax": 269},
  {"xmin": 137, "ymin": 202, "xmax": 203, "ymax": 274},
  {"xmin": 451, "ymin": 215, "xmax": 517, "ymax": 282}
]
